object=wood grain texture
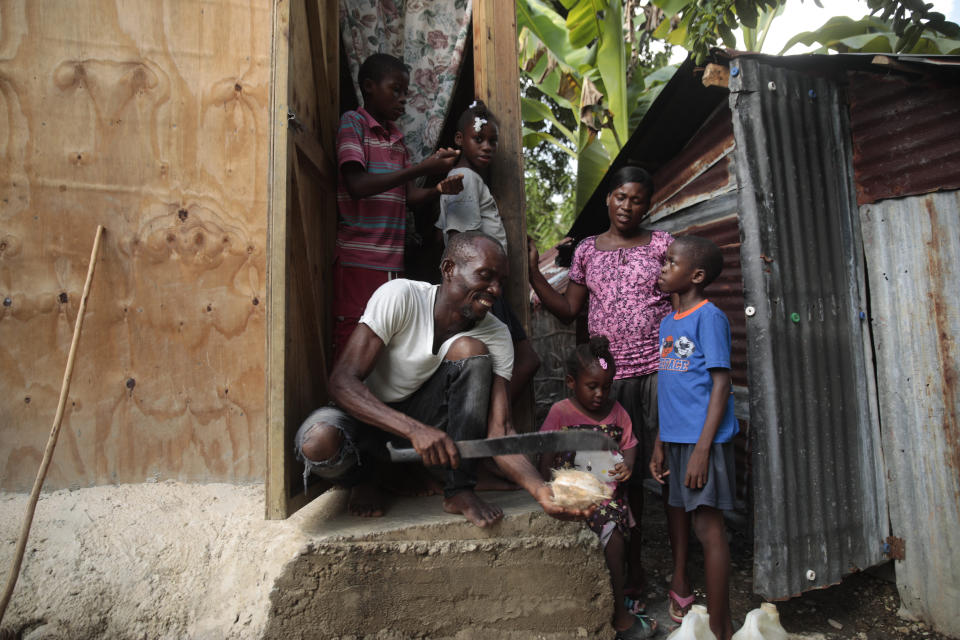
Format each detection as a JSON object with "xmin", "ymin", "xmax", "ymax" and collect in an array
[
  {"xmin": 265, "ymin": 0, "xmax": 293, "ymax": 519},
  {"xmin": 265, "ymin": 0, "xmax": 338, "ymax": 519},
  {"xmin": 472, "ymin": 0, "xmax": 535, "ymax": 431},
  {"xmin": 0, "ymin": 0, "xmax": 272, "ymax": 490}
]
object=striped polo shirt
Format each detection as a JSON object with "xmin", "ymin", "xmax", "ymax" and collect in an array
[{"xmin": 335, "ymin": 108, "xmax": 410, "ymax": 271}]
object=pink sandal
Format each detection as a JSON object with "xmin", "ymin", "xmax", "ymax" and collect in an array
[{"xmin": 668, "ymin": 590, "xmax": 695, "ymax": 623}]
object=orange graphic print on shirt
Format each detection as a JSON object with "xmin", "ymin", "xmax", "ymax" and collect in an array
[{"xmin": 661, "ymin": 335, "xmax": 674, "ymax": 357}]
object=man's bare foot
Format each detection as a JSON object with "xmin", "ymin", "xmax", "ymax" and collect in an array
[
  {"xmin": 348, "ymin": 482, "xmax": 385, "ymax": 517},
  {"xmin": 442, "ymin": 490, "xmax": 504, "ymax": 527}
]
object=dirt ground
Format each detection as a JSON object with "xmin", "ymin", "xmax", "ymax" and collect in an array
[
  {"xmin": 0, "ymin": 481, "xmax": 955, "ymax": 639},
  {"xmin": 633, "ymin": 492, "xmax": 955, "ymax": 640},
  {"xmin": 0, "ymin": 482, "xmax": 301, "ymax": 640}
]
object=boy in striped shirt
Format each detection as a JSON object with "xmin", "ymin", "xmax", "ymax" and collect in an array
[{"xmin": 335, "ymin": 53, "xmax": 463, "ymax": 356}]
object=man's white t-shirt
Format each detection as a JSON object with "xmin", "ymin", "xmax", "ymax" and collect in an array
[
  {"xmin": 436, "ymin": 166, "xmax": 508, "ymax": 253},
  {"xmin": 359, "ymin": 279, "xmax": 514, "ymax": 403}
]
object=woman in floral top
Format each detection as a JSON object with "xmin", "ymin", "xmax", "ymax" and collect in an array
[{"xmin": 528, "ymin": 165, "xmax": 673, "ymax": 603}]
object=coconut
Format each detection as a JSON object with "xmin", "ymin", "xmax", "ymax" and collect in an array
[{"xmin": 548, "ymin": 468, "xmax": 613, "ymax": 510}]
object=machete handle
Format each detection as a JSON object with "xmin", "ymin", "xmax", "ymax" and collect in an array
[{"xmin": 386, "ymin": 441, "xmax": 423, "ymax": 463}]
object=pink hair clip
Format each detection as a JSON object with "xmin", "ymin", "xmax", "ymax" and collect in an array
[{"xmin": 598, "ymin": 357, "xmax": 608, "ymax": 370}]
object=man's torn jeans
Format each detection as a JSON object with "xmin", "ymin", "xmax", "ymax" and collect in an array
[{"xmin": 294, "ymin": 354, "xmax": 493, "ymax": 498}]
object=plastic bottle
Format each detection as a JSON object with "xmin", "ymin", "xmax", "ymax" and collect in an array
[
  {"xmin": 667, "ymin": 604, "xmax": 717, "ymax": 640},
  {"xmin": 731, "ymin": 602, "xmax": 788, "ymax": 640}
]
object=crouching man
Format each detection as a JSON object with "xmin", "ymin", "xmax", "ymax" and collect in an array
[{"xmin": 295, "ymin": 231, "xmax": 588, "ymax": 526}]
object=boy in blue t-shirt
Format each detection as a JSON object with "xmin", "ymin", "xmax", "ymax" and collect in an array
[{"xmin": 650, "ymin": 235, "xmax": 738, "ymax": 640}]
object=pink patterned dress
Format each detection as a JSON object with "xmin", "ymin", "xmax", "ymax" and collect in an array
[{"xmin": 568, "ymin": 231, "xmax": 674, "ymax": 379}]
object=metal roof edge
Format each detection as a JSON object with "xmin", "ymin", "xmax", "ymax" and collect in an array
[
  {"xmin": 567, "ymin": 55, "xmax": 728, "ymax": 239},
  {"xmin": 566, "ymin": 51, "xmax": 960, "ymax": 239}
]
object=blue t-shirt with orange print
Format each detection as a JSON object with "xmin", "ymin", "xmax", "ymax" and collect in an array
[{"xmin": 657, "ymin": 300, "xmax": 739, "ymax": 444}]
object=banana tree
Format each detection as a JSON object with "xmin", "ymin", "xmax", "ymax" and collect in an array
[
  {"xmin": 651, "ymin": 0, "xmax": 960, "ymax": 62},
  {"xmin": 518, "ymin": 0, "xmax": 677, "ymax": 213},
  {"xmin": 741, "ymin": 4, "xmax": 785, "ymax": 51},
  {"xmin": 781, "ymin": 14, "xmax": 960, "ymax": 53}
]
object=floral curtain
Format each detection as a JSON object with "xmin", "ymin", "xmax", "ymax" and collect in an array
[{"xmin": 340, "ymin": 0, "xmax": 473, "ymax": 164}]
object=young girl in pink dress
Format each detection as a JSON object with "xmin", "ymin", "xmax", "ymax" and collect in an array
[
  {"xmin": 529, "ymin": 166, "xmax": 675, "ymax": 608},
  {"xmin": 539, "ymin": 336, "xmax": 656, "ymax": 640}
]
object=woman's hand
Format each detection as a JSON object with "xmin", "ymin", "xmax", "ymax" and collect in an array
[{"xmin": 527, "ymin": 236, "xmax": 541, "ymax": 273}]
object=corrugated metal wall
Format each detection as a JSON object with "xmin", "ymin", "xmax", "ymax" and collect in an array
[
  {"xmin": 848, "ymin": 71, "xmax": 960, "ymax": 205},
  {"xmin": 729, "ymin": 58, "xmax": 888, "ymax": 599},
  {"xmin": 859, "ymin": 190, "xmax": 960, "ymax": 638}
]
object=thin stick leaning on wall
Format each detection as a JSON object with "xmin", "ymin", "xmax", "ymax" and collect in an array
[{"xmin": 0, "ymin": 225, "xmax": 104, "ymax": 624}]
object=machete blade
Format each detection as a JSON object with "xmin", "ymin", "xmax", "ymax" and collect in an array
[{"xmin": 387, "ymin": 430, "xmax": 617, "ymax": 463}]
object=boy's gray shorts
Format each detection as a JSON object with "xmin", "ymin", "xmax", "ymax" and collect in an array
[{"xmin": 664, "ymin": 441, "xmax": 736, "ymax": 512}]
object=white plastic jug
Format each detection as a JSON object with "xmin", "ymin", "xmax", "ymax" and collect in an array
[
  {"xmin": 667, "ymin": 604, "xmax": 717, "ymax": 640},
  {"xmin": 731, "ymin": 602, "xmax": 788, "ymax": 640}
]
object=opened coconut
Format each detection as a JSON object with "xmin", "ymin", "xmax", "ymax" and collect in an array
[{"xmin": 548, "ymin": 468, "xmax": 613, "ymax": 510}]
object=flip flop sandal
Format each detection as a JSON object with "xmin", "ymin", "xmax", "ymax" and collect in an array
[
  {"xmin": 624, "ymin": 596, "xmax": 647, "ymax": 615},
  {"xmin": 668, "ymin": 590, "xmax": 696, "ymax": 623},
  {"xmin": 613, "ymin": 613, "xmax": 658, "ymax": 640}
]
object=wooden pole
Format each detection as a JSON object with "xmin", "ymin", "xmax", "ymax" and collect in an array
[
  {"xmin": 0, "ymin": 225, "xmax": 104, "ymax": 624},
  {"xmin": 472, "ymin": 0, "xmax": 536, "ymax": 431}
]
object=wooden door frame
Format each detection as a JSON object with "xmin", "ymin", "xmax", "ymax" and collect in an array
[
  {"xmin": 265, "ymin": 0, "xmax": 292, "ymax": 520},
  {"xmin": 266, "ymin": 0, "xmax": 529, "ymax": 518},
  {"xmin": 266, "ymin": 0, "xmax": 340, "ymax": 520},
  {"xmin": 473, "ymin": 0, "xmax": 534, "ymax": 431}
]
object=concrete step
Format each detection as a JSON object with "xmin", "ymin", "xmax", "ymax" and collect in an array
[{"xmin": 263, "ymin": 490, "xmax": 611, "ymax": 640}]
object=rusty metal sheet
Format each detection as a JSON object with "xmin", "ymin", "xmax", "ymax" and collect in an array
[
  {"xmin": 650, "ymin": 106, "xmax": 736, "ymax": 213},
  {"xmin": 651, "ymin": 157, "xmax": 736, "ymax": 221},
  {"xmin": 568, "ymin": 58, "xmax": 730, "ymax": 240},
  {"xmin": 848, "ymin": 71, "xmax": 960, "ymax": 205},
  {"xmin": 730, "ymin": 57, "xmax": 889, "ymax": 600},
  {"xmin": 859, "ymin": 190, "xmax": 960, "ymax": 638}
]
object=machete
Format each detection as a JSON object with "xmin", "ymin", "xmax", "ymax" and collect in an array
[{"xmin": 387, "ymin": 430, "xmax": 617, "ymax": 463}]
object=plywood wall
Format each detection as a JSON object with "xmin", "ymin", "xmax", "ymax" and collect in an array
[{"xmin": 0, "ymin": 0, "xmax": 272, "ymax": 490}]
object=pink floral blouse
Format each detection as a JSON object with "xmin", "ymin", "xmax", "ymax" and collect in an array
[{"xmin": 569, "ymin": 231, "xmax": 674, "ymax": 379}]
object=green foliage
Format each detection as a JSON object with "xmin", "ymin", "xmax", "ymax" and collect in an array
[
  {"xmin": 525, "ymin": 149, "xmax": 577, "ymax": 253},
  {"xmin": 518, "ymin": 0, "xmax": 676, "ymax": 219},
  {"xmin": 782, "ymin": 14, "xmax": 960, "ymax": 53},
  {"xmin": 741, "ymin": 3, "xmax": 784, "ymax": 51},
  {"xmin": 651, "ymin": 0, "xmax": 960, "ymax": 62},
  {"xmin": 518, "ymin": 0, "xmax": 960, "ymax": 246}
]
